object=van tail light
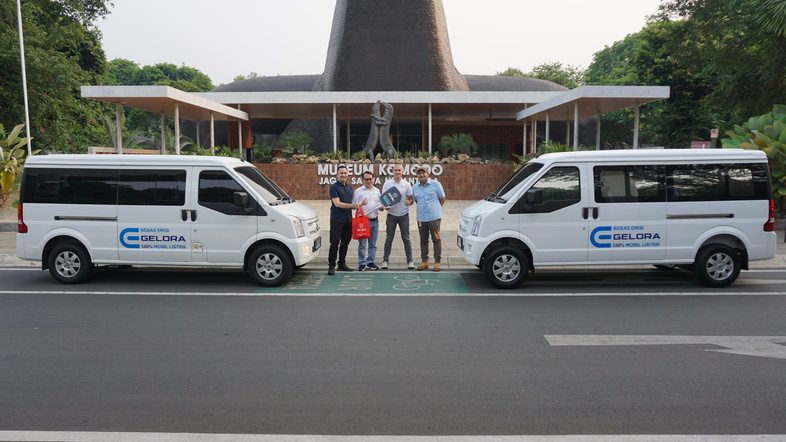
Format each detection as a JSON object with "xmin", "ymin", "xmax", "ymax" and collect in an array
[
  {"xmin": 18, "ymin": 203, "xmax": 28, "ymax": 234},
  {"xmin": 763, "ymin": 200, "xmax": 775, "ymax": 232}
]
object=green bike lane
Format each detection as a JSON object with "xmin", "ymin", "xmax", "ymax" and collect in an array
[{"xmin": 257, "ymin": 271, "xmax": 471, "ymax": 294}]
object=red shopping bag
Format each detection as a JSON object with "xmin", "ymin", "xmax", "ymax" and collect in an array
[{"xmin": 352, "ymin": 206, "xmax": 371, "ymax": 240}]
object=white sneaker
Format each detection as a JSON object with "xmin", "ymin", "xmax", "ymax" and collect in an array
[
  {"xmin": 381, "ymin": 261, "xmax": 388, "ymax": 269},
  {"xmin": 408, "ymin": 261, "xmax": 415, "ymax": 269}
]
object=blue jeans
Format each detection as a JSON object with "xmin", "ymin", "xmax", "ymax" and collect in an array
[{"xmin": 357, "ymin": 219, "xmax": 379, "ymax": 266}]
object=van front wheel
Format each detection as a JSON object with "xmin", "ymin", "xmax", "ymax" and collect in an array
[
  {"xmin": 248, "ymin": 245, "xmax": 292, "ymax": 287},
  {"xmin": 483, "ymin": 247, "xmax": 528, "ymax": 289},
  {"xmin": 49, "ymin": 242, "xmax": 94, "ymax": 284},
  {"xmin": 694, "ymin": 245, "xmax": 741, "ymax": 288}
]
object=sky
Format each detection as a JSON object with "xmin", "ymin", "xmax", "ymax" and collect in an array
[{"xmin": 96, "ymin": 0, "xmax": 665, "ymax": 86}]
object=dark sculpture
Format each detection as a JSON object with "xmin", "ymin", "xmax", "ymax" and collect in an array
[{"xmin": 363, "ymin": 101, "xmax": 396, "ymax": 161}]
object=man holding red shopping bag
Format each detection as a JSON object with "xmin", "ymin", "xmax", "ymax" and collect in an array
[
  {"xmin": 352, "ymin": 171, "xmax": 388, "ymax": 271},
  {"xmin": 328, "ymin": 165, "xmax": 366, "ymax": 275}
]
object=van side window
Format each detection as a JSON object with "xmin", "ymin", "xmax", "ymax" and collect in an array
[
  {"xmin": 511, "ymin": 166, "xmax": 580, "ymax": 214},
  {"xmin": 198, "ymin": 170, "xmax": 252, "ymax": 215},
  {"xmin": 118, "ymin": 170, "xmax": 186, "ymax": 206},
  {"xmin": 594, "ymin": 165, "xmax": 664, "ymax": 203},
  {"xmin": 667, "ymin": 163, "xmax": 770, "ymax": 202},
  {"xmin": 22, "ymin": 168, "xmax": 118, "ymax": 205}
]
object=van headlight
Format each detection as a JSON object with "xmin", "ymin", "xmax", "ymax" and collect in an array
[
  {"xmin": 291, "ymin": 216, "xmax": 306, "ymax": 238},
  {"xmin": 471, "ymin": 214, "xmax": 484, "ymax": 236}
]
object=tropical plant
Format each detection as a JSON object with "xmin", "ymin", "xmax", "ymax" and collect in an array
[
  {"xmin": 276, "ymin": 132, "xmax": 313, "ymax": 156},
  {"xmin": 721, "ymin": 104, "xmax": 786, "ymax": 210},
  {"xmin": 98, "ymin": 114, "xmax": 150, "ymax": 151},
  {"xmin": 251, "ymin": 143, "xmax": 272, "ymax": 163},
  {"xmin": 438, "ymin": 133, "xmax": 478, "ymax": 157},
  {"xmin": 1, "ymin": 123, "xmax": 36, "ymax": 206}
]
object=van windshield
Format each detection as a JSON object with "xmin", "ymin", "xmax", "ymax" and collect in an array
[
  {"xmin": 234, "ymin": 166, "xmax": 294, "ymax": 205},
  {"xmin": 485, "ymin": 162, "xmax": 544, "ymax": 202}
]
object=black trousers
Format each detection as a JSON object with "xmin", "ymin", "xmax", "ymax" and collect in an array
[{"xmin": 328, "ymin": 219, "xmax": 353, "ymax": 267}]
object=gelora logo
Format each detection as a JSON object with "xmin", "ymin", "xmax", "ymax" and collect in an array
[
  {"xmin": 120, "ymin": 228, "xmax": 141, "ymax": 249},
  {"xmin": 590, "ymin": 226, "xmax": 612, "ymax": 248}
]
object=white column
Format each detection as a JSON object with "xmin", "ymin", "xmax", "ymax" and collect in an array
[
  {"xmin": 174, "ymin": 102, "xmax": 180, "ymax": 155},
  {"xmin": 633, "ymin": 102, "xmax": 640, "ymax": 149},
  {"xmin": 210, "ymin": 112, "xmax": 215, "ymax": 149},
  {"xmin": 160, "ymin": 114, "xmax": 166, "ymax": 155},
  {"xmin": 237, "ymin": 105, "xmax": 243, "ymax": 157},
  {"xmin": 333, "ymin": 103, "xmax": 338, "ymax": 153},
  {"xmin": 573, "ymin": 102, "xmax": 579, "ymax": 151},
  {"xmin": 115, "ymin": 103, "xmax": 123, "ymax": 154},
  {"xmin": 545, "ymin": 111, "xmax": 551, "ymax": 144},
  {"xmin": 428, "ymin": 103, "xmax": 433, "ymax": 154}
]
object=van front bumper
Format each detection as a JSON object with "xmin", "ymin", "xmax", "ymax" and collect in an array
[
  {"xmin": 457, "ymin": 234, "xmax": 485, "ymax": 266},
  {"xmin": 291, "ymin": 235, "xmax": 322, "ymax": 266}
]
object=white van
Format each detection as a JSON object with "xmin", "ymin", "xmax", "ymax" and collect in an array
[
  {"xmin": 458, "ymin": 149, "xmax": 776, "ymax": 288},
  {"xmin": 16, "ymin": 155, "xmax": 321, "ymax": 286}
]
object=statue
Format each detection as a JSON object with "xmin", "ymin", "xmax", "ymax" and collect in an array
[{"xmin": 363, "ymin": 101, "xmax": 396, "ymax": 161}]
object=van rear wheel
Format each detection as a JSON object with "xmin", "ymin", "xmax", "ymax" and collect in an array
[
  {"xmin": 483, "ymin": 246, "xmax": 528, "ymax": 289},
  {"xmin": 49, "ymin": 242, "xmax": 94, "ymax": 284},
  {"xmin": 248, "ymin": 245, "xmax": 292, "ymax": 287},
  {"xmin": 694, "ymin": 244, "xmax": 741, "ymax": 288}
]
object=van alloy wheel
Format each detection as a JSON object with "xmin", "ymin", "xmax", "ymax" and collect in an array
[
  {"xmin": 248, "ymin": 245, "xmax": 292, "ymax": 287},
  {"xmin": 48, "ymin": 242, "xmax": 94, "ymax": 284},
  {"xmin": 694, "ymin": 244, "xmax": 741, "ymax": 288},
  {"xmin": 483, "ymin": 246, "xmax": 528, "ymax": 289}
]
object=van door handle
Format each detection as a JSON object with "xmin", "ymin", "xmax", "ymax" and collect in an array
[
  {"xmin": 181, "ymin": 210, "xmax": 197, "ymax": 221},
  {"xmin": 582, "ymin": 207, "xmax": 599, "ymax": 220}
]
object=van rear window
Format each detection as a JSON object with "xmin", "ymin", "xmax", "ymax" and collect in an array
[
  {"xmin": 667, "ymin": 163, "xmax": 770, "ymax": 202},
  {"xmin": 23, "ymin": 168, "xmax": 187, "ymax": 206}
]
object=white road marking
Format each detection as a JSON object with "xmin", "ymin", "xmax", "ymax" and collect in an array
[
  {"xmin": 2, "ymin": 290, "xmax": 786, "ymax": 297},
  {"xmin": 0, "ymin": 432, "xmax": 784, "ymax": 441},
  {"xmin": 545, "ymin": 335, "xmax": 786, "ymax": 360}
]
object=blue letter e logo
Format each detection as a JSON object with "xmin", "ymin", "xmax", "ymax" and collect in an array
[
  {"xmin": 590, "ymin": 226, "xmax": 612, "ymax": 248},
  {"xmin": 120, "ymin": 228, "xmax": 140, "ymax": 249}
]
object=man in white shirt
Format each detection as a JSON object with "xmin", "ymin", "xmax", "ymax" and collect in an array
[
  {"xmin": 352, "ymin": 171, "xmax": 386, "ymax": 270},
  {"xmin": 381, "ymin": 165, "xmax": 414, "ymax": 269}
]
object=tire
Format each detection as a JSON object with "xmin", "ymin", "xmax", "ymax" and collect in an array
[
  {"xmin": 48, "ymin": 242, "xmax": 94, "ymax": 284},
  {"xmin": 248, "ymin": 245, "xmax": 292, "ymax": 287},
  {"xmin": 693, "ymin": 244, "xmax": 741, "ymax": 288},
  {"xmin": 482, "ymin": 246, "xmax": 528, "ymax": 289}
]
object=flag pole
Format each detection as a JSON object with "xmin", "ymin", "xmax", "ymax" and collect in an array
[{"xmin": 16, "ymin": 0, "xmax": 33, "ymax": 155}]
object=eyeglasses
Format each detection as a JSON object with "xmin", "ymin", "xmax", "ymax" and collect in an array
[{"xmin": 364, "ymin": 178, "xmax": 373, "ymax": 181}]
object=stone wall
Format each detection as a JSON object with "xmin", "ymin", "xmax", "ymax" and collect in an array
[{"xmin": 255, "ymin": 163, "xmax": 516, "ymax": 200}]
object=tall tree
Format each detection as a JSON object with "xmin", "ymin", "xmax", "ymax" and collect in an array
[
  {"xmin": 498, "ymin": 63, "xmax": 585, "ymax": 89},
  {"xmin": 0, "ymin": 0, "xmax": 110, "ymax": 152}
]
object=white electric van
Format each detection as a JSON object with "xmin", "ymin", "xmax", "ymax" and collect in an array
[
  {"xmin": 458, "ymin": 149, "xmax": 776, "ymax": 288},
  {"xmin": 16, "ymin": 155, "xmax": 321, "ymax": 286}
]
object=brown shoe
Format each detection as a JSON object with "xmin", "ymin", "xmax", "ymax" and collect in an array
[
  {"xmin": 433, "ymin": 263, "xmax": 442, "ymax": 271},
  {"xmin": 416, "ymin": 262, "xmax": 429, "ymax": 270}
]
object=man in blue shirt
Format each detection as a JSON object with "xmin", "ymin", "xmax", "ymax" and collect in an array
[
  {"xmin": 412, "ymin": 166, "xmax": 446, "ymax": 271},
  {"xmin": 328, "ymin": 165, "xmax": 365, "ymax": 275}
]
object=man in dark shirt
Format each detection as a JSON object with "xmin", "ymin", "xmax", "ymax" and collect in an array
[{"xmin": 328, "ymin": 165, "xmax": 365, "ymax": 275}]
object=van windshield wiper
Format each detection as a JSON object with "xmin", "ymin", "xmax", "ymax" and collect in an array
[{"xmin": 484, "ymin": 192, "xmax": 507, "ymax": 203}]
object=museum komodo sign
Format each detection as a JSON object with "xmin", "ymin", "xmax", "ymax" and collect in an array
[{"xmin": 317, "ymin": 163, "xmax": 444, "ymax": 186}]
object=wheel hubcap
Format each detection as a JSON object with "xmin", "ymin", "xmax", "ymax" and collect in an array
[
  {"xmin": 493, "ymin": 255, "xmax": 521, "ymax": 282},
  {"xmin": 55, "ymin": 252, "xmax": 81, "ymax": 278},
  {"xmin": 706, "ymin": 252, "xmax": 733, "ymax": 280},
  {"xmin": 256, "ymin": 253, "xmax": 283, "ymax": 280}
]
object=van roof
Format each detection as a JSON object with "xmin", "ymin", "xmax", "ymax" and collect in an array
[
  {"xmin": 533, "ymin": 148, "xmax": 766, "ymax": 164},
  {"xmin": 24, "ymin": 154, "xmax": 248, "ymax": 167}
]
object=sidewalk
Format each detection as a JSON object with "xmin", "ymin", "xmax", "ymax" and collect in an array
[{"xmin": 1, "ymin": 201, "xmax": 785, "ymax": 269}]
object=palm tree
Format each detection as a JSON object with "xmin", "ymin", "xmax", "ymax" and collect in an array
[{"xmin": 755, "ymin": 0, "xmax": 786, "ymax": 37}]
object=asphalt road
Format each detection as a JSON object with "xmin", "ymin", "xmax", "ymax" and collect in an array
[{"xmin": 1, "ymin": 267, "xmax": 785, "ymax": 439}]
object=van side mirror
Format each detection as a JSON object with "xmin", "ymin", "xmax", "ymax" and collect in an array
[
  {"xmin": 526, "ymin": 189, "xmax": 544, "ymax": 205},
  {"xmin": 233, "ymin": 191, "xmax": 253, "ymax": 214}
]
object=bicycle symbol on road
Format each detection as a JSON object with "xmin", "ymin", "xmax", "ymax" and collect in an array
[{"xmin": 392, "ymin": 274, "xmax": 438, "ymax": 291}]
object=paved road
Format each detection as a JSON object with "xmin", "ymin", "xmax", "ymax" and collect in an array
[{"xmin": 1, "ymin": 268, "xmax": 785, "ymax": 440}]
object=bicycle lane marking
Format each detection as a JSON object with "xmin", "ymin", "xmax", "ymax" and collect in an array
[{"xmin": 256, "ymin": 272, "xmax": 470, "ymax": 294}]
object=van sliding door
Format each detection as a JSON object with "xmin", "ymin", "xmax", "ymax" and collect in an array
[
  {"xmin": 588, "ymin": 164, "xmax": 666, "ymax": 262},
  {"xmin": 117, "ymin": 169, "xmax": 192, "ymax": 262}
]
